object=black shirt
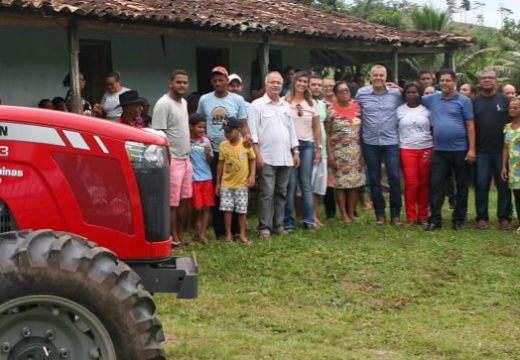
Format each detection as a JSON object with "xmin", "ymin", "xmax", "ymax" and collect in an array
[{"xmin": 472, "ymin": 93, "xmax": 510, "ymax": 153}]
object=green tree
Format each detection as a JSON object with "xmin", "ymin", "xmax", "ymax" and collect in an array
[
  {"xmin": 501, "ymin": 16, "xmax": 520, "ymax": 42},
  {"xmin": 409, "ymin": 5, "xmax": 451, "ymax": 31},
  {"xmin": 292, "ymin": 0, "xmax": 347, "ymax": 12},
  {"xmin": 460, "ymin": 0, "xmax": 471, "ymax": 11},
  {"xmin": 346, "ymin": 0, "xmax": 419, "ymax": 28},
  {"xmin": 400, "ymin": 6, "xmax": 452, "ymax": 75}
]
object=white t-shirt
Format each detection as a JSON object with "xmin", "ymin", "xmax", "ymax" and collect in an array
[
  {"xmin": 101, "ymin": 87, "xmax": 130, "ymax": 120},
  {"xmin": 397, "ymin": 104, "xmax": 433, "ymax": 149},
  {"xmin": 152, "ymin": 94, "xmax": 190, "ymax": 159}
]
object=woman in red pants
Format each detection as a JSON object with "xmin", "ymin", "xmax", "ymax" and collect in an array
[{"xmin": 397, "ymin": 83, "xmax": 433, "ymax": 225}]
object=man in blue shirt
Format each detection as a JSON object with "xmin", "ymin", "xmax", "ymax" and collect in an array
[
  {"xmin": 197, "ymin": 66, "xmax": 251, "ymax": 239},
  {"xmin": 422, "ymin": 69, "xmax": 476, "ymax": 230},
  {"xmin": 356, "ymin": 65, "xmax": 403, "ymax": 225}
]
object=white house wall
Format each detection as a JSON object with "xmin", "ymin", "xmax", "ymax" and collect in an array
[{"xmin": 0, "ymin": 24, "xmax": 310, "ymax": 107}]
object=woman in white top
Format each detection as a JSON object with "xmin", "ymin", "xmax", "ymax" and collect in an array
[
  {"xmin": 397, "ymin": 83, "xmax": 433, "ymax": 225},
  {"xmin": 284, "ymin": 71, "xmax": 322, "ymax": 230},
  {"xmin": 95, "ymin": 72, "xmax": 130, "ymax": 121}
]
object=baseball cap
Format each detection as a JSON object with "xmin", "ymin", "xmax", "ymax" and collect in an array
[
  {"xmin": 211, "ymin": 66, "xmax": 229, "ymax": 77},
  {"xmin": 222, "ymin": 117, "xmax": 241, "ymax": 132},
  {"xmin": 228, "ymin": 73, "xmax": 242, "ymax": 84}
]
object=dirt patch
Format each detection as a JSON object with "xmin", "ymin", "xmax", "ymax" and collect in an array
[
  {"xmin": 163, "ymin": 331, "xmax": 179, "ymax": 346},
  {"xmin": 427, "ymin": 267, "xmax": 459, "ymax": 281},
  {"xmin": 341, "ymin": 281, "xmax": 382, "ymax": 292},
  {"xmin": 369, "ymin": 297, "xmax": 417, "ymax": 311},
  {"xmin": 510, "ymin": 310, "xmax": 520, "ymax": 318}
]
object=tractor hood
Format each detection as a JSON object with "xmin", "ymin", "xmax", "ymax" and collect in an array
[{"xmin": 0, "ymin": 106, "xmax": 168, "ymax": 147}]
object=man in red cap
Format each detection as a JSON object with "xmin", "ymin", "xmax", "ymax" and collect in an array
[{"xmin": 197, "ymin": 66, "xmax": 252, "ymax": 240}]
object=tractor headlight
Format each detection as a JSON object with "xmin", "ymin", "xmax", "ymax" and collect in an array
[{"xmin": 125, "ymin": 142, "xmax": 168, "ymax": 168}]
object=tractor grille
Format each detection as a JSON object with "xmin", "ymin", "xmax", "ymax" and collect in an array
[
  {"xmin": 0, "ymin": 201, "xmax": 17, "ymax": 233},
  {"xmin": 134, "ymin": 166, "xmax": 170, "ymax": 242}
]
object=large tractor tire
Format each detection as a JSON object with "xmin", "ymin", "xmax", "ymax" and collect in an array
[{"xmin": 0, "ymin": 230, "xmax": 166, "ymax": 360}]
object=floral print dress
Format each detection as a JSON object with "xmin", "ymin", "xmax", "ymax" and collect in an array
[
  {"xmin": 326, "ymin": 101, "xmax": 366, "ymax": 189},
  {"xmin": 504, "ymin": 123, "xmax": 520, "ymax": 189}
]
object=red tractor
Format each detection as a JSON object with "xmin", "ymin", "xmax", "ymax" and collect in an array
[{"xmin": 0, "ymin": 106, "xmax": 197, "ymax": 359}]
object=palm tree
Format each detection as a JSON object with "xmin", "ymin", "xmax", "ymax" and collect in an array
[
  {"xmin": 455, "ymin": 31, "xmax": 520, "ymax": 86},
  {"xmin": 409, "ymin": 5, "xmax": 451, "ymax": 32},
  {"xmin": 402, "ymin": 6, "xmax": 452, "ymax": 75}
]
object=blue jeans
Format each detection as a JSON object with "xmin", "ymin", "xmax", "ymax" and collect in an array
[
  {"xmin": 285, "ymin": 140, "xmax": 315, "ymax": 228},
  {"xmin": 475, "ymin": 152, "xmax": 512, "ymax": 221},
  {"xmin": 362, "ymin": 143, "xmax": 402, "ymax": 219}
]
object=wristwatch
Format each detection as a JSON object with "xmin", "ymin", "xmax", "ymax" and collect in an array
[{"xmin": 317, "ymin": 145, "xmax": 323, "ymax": 150}]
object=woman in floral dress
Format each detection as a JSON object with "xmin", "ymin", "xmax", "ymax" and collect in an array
[
  {"xmin": 501, "ymin": 97, "xmax": 520, "ymax": 233},
  {"xmin": 326, "ymin": 81, "xmax": 366, "ymax": 223}
]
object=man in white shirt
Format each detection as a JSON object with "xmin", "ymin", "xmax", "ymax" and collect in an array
[{"xmin": 248, "ymin": 72, "xmax": 300, "ymax": 240}]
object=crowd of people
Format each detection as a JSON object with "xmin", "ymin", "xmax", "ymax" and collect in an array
[{"xmin": 30, "ymin": 64, "xmax": 520, "ymax": 249}]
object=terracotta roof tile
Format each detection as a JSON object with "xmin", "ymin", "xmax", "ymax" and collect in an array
[{"xmin": 0, "ymin": 0, "xmax": 474, "ymax": 46}]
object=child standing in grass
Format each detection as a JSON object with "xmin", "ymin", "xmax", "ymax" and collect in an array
[
  {"xmin": 501, "ymin": 98, "xmax": 520, "ymax": 234},
  {"xmin": 189, "ymin": 113, "xmax": 214, "ymax": 243},
  {"xmin": 215, "ymin": 117, "xmax": 256, "ymax": 245}
]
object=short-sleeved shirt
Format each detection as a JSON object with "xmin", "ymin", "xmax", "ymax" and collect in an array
[
  {"xmin": 219, "ymin": 139, "xmax": 256, "ymax": 189},
  {"xmin": 286, "ymin": 99, "xmax": 318, "ymax": 142},
  {"xmin": 197, "ymin": 92, "xmax": 247, "ymax": 150},
  {"xmin": 504, "ymin": 123, "xmax": 520, "ymax": 189},
  {"xmin": 396, "ymin": 104, "xmax": 433, "ymax": 149},
  {"xmin": 473, "ymin": 93, "xmax": 510, "ymax": 154},
  {"xmin": 317, "ymin": 100, "xmax": 328, "ymax": 159},
  {"xmin": 151, "ymin": 94, "xmax": 190, "ymax": 159},
  {"xmin": 422, "ymin": 92, "xmax": 474, "ymax": 151},
  {"xmin": 101, "ymin": 87, "xmax": 130, "ymax": 120},
  {"xmin": 190, "ymin": 137, "xmax": 213, "ymax": 181},
  {"xmin": 355, "ymin": 86, "xmax": 403, "ymax": 146},
  {"xmin": 248, "ymin": 94, "xmax": 299, "ymax": 167}
]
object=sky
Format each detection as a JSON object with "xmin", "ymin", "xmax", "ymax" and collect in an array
[{"xmin": 409, "ymin": 0, "xmax": 518, "ymax": 29}]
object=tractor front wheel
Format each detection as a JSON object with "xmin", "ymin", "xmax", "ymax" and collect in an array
[{"xmin": 0, "ymin": 230, "xmax": 166, "ymax": 360}]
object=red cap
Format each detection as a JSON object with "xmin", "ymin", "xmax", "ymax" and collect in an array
[{"xmin": 211, "ymin": 66, "xmax": 229, "ymax": 77}]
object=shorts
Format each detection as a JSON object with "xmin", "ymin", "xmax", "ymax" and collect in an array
[
  {"xmin": 312, "ymin": 160, "xmax": 327, "ymax": 196},
  {"xmin": 170, "ymin": 158, "xmax": 193, "ymax": 207},
  {"xmin": 219, "ymin": 187, "xmax": 248, "ymax": 214},
  {"xmin": 192, "ymin": 179, "xmax": 215, "ymax": 208}
]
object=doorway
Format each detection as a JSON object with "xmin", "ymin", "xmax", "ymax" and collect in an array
[
  {"xmin": 196, "ymin": 47, "xmax": 229, "ymax": 94},
  {"xmin": 79, "ymin": 40, "xmax": 112, "ymax": 104}
]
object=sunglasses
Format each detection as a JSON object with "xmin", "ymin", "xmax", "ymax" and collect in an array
[{"xmin": 296, "ymin": 104, "xmax": 303, "ymax": 117}]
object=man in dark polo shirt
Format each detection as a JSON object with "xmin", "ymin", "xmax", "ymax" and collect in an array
[
  {"xmin": 473, "ymin": 69, "xmax": 512, "ymax": 230},
  {"xmin": 422, "ymin": 69, "xmax": 476, "ymax": 230}
]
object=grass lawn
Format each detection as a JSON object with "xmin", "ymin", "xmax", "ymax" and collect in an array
[{"xmin": 155, "ymin": 192, "xmax": 520, "ymax": 359}]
